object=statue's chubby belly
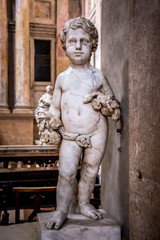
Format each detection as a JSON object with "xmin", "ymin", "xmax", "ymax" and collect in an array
[{"xmin": 61, "ymin": 92, "xmax": 106, "ymax": 135}]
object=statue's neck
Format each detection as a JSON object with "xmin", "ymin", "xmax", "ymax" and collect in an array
[{"xmin": 70, "ymin": 62, "xmax": 90, "ymax": 71}]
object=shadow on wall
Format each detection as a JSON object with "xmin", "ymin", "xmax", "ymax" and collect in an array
[
  {"xmin": 118, "ymin": 59, "xmax": 129, "ymax": 238},
  {"xmin": 101, "ymin": 58, "xmax": 129, "ymax": 238}
]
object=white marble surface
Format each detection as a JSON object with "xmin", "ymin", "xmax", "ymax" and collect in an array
[
  {"xmin": 35, "ymin": 17, "xmax": 121, "ymax": 229},
  {"xmin": 37, "ymin": 210, "xmax": 121, "ymax": 240}
]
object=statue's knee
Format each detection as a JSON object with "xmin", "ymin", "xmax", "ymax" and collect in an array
[
  {"xmin": 59, "ymin": 171, "xmax": 76, "ymax": 184},
  {"xmin": 83, "ymin": 162, "xmax": 99, "ymax": 176}
]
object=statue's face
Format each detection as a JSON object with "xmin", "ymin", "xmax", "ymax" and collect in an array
[{"xmin": 65, "ymin": 28, "xmax": 92, "ymax": 65}]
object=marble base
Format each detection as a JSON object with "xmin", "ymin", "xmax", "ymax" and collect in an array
[
  {"xmin": 12, "ymin": 107, "xmax": 33, "ymax": 115},
  {"xmin": 37, "ymin": 210, "xmax": 121, "ymax": 240},
  {"xmin": 0, "ymin": 106, "xmax": 10, "ymax": 113}
]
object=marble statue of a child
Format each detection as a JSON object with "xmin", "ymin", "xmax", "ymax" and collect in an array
[{"xmin": 46, "ymin": 17, "xmax": 121, "ymax": 230}]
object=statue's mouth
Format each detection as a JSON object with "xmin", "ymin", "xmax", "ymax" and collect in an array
[{"xmin": 74, "ymin": 52, "xmax": 83, "ymax": 55}]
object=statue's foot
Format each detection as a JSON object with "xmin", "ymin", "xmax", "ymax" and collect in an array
[
  {"xmin": 46, "ymin": 210, "xmax": 68, "ymax": 230},
  {"xmin": 79, "ymin": 203, "xmax": 103, "ymax": 220}
]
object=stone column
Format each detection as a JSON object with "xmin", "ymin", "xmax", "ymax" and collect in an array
[
  {"xmin": 13, "ymin": 0, "xmax": 32, "ymax": 113},
  {"xmin": 0, "ymin": 0, "xmax": 10, "ymax": 113},
  {"xmin": 129, "ymin": 1, "xmax": 160, "ymax": 239}
]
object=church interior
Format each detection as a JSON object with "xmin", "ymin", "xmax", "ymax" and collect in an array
[{"xmin": 0, "ymin": 0, "xmax": 160, "ymax": 239}]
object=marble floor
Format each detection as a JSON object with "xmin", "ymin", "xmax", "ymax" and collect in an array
[
  {"xmin": 0, "ymin": 210, "xmax": 37, "ymax": 240},
  {"xmin": 0, "ymin": 222, "xmax": 37, "ymax": 240},
  {"xmin": 0, "ymin": 208, "xmax": 55, "ymax": 240}
]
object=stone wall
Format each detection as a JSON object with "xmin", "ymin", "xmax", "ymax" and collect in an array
[
  {"xmin": 129, "ymin": 0, "xmax": 160, "ymax": 239},
  {"xmin": 56, "ymin": 0, "xmax": 70, "ymax": 76},
  {"xmin": 0, "ymin": 117, "xmax": 33, "ymax": 145},
  {"xmin": 0, "ymin": 0, "xmax": 82, "ymax": 145},
  {"xmin": 101, "ymin": 0, "xmax": 160, "ymax": 239},
  {"xmin": 101, "ymin": 0, "xmax": 129, "ymax": 238}
]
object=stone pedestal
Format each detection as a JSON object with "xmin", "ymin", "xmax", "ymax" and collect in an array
[{"xmin": 36, "ymin": 210, "xmax": 120, "ymax": 240}]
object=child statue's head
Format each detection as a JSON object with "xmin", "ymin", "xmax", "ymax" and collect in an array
[{"xmin": 60, "ymin": 17, "xmax": 98, "ymax": 53}]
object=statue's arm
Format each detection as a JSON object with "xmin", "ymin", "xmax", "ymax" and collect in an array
[
  {"xmin": 49, "ymin": 77, "xmax": 62, "ymax": 119},
  {"xmin": 83, "ymin": 72, "xmax": 121, "ymax": 121},
  {"xmin": 100, "ymin": 75, "xmax": 121, "ymax": 121},
  {"xmin": 101, "ymin": 74, "xmax": 115, "ymax": 97}
]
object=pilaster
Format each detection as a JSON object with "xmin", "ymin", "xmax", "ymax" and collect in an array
[
  {"xmin": 13, "ymin": 0, "xmax": 32, "ymax": 114},
  {"xmin": 0, "ymin": 0, "xmax": 10, "ymax": 113}
]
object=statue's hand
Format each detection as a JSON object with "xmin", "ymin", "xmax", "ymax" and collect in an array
[
  {"xmin": 49, "ymin": 116, "xmax": 62, "ymax": 130},
  {"xmin": 83, "ymin": 94, "xmax": 94, "ymax": 104},
  {"xmin": 100, "ymin": 96, "xmax": 121, "ymax": 121},
  {"xmin": 39, "ymin": 116, "xmax": 62, "ymax": 145},
  {"xmin": 111, "ymin": 108, "xmax": 121, "ymax": 122},
  {"xmin": 40, "ymin": 129, "xmax": 61, "ymax": 145},
  {"xmin": 83, "ymin": 91, "xmax": 121, "ymax": 121}
]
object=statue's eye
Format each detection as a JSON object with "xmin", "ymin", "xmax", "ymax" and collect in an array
[
  {"xmin": 69, "ymin": 39, "xmax": 76, "ymax": 43},
  {"xmin": 81, "ymin": 39, "xmax": 89, "ymax": 44}
]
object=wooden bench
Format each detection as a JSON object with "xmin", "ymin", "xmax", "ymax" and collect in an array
[
  {"xmin": 0, "ymin": 145, "xmax": 101, "ymax": 224},
  {"xmin": 13, "ymin": 186, "xmax": 57, "ymax": 223},
  {"xmin": 0, "ymin": 145, "xmax": 59, "ymax": 224}
]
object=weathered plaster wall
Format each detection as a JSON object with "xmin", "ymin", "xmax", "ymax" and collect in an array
[
  {"xmin": 129, "ymin": 1, "xmax": 160, "ymax": 239},
  {"xmin": 56, "ymin": 0, "xmax": 70, "ymax": 76},
  {"xmin": 0, "ymin": 118, "xmax": 33, "ymax": 145},
  {"xmin": 101, "ymin": 0, "xmax": 129, "ymax": 237}
]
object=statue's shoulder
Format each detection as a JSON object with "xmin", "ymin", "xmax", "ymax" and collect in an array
[
  {"xmin": 56, "ymin": 67, "xmax": 71, "ymax": 83},
  {"xmin": 90, "ymin": 66, "xmax": 106, "ymax": 81}
]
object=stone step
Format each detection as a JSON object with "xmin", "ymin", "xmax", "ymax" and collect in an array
[{"xmin": 36, "ymin": 209, "xmax": 121, "ymax": 240}]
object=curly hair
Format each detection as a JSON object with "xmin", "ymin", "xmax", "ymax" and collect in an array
[{"xmin": 60, "ymin": 17, "xmax": 98, "ymax": 52}]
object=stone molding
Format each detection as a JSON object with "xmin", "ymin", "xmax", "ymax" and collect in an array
[
  {"xmin": 0, "ymin": 107, "xmax": 10, "ymax": 114},
  {"xmin": 30, "ymin": 22, "xmax": 56, "ymax": 38},
  {"xmin": 0, "ymin": 112, "xmax": 34, "ymax": 119}
]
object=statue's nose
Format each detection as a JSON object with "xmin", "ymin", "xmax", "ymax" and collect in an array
[{"xmin": 76, "ymin": 40, "xmax": 81, "ymax": 50}]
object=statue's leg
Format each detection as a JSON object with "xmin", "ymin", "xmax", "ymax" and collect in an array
[
  {"xmin": 69, "ymin": 177, "xmax": 78, "ymax": 214},
  {"xmin": 78, "ymin": 131, "xmax": 107, "ymax": 220},
  {"xmin": 46, "ymin": 140, "xmax": 82, "ymax": 230}
]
